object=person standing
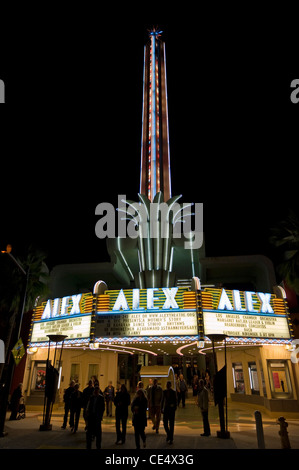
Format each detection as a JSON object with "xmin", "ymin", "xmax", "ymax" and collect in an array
[
  {"xmin": 161, "ymin": 381, "xmax": 177, "ymax": 444},
  {"xmin": 104, "ymin": 381, "xmax": 115, "ymax": 417},
  {"xmin": 145, "ymin": 378, "xmax": 153, "ymax": 419},
  {"xmin": 192, "ymin": 375, "xmax": 199, "ymax": 404},
  {"xmin": 69, "ymin": 383, "xmax": 83, "ymax": 433},
  {"xmin": 145, "ymin": 378, "xmax": 152, "ymax": 397},
  {"xmin": 177, "ymin": 374, "xmax": 188, "ymax": 408},
  {"xmin": 131, "ymin": 389, "xmax": 148, "ymax": 449},
  {"xmin": 61, "ymin": 380, "xmax": 75, "ymax": 429},
  {"xmin": 86, "ymin": 386, "xmax": 105, "ymax": 449},
  {"xmin": 82, "ymin": 380, "xmax": 94, "ymax": 430},
  {"xmin": 148, "ymin": 378, "xmax": 163, "ymax": 433},
  {"xmin": 136, "ymin": 381, "xmax": 146, "ymax": 396},
  {"xmin": 9, "ymin": 383, "xmax": 23, "ymax": 420},
  {"xmin": 114, "ymin": 384, "xmax": 131, "ymax": 444},
  {"xmin": 198, "ymin": 379, "xmax": 211, "ymax": 436}
]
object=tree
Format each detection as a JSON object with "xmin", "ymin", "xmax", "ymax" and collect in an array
[
  {"xmin": 269, "ymin": 209, "xmax": 299, "ymax": 295},
  {"xmin": 0, "ymin": 246, "xmax": 50, "ymax": 377}
]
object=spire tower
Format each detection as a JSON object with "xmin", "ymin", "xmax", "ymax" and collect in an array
[{"xmin": 140, "ymin": 27, "xmax": 172, "ymax": 202}]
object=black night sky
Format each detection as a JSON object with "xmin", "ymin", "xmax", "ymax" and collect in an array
[{"xmin": 0, "ymin": 10, "xmax": 298, "ymax": 275}]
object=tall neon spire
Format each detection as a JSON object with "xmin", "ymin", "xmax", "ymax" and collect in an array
[{"xmin": 140, "ymin": 27, "xmax": 172, "ymax": 202}]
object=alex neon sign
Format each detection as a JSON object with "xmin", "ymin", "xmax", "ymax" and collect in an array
[
  {"xmin": 41, "ymin": 294, "xmax": 83, "ymax": 320},
  {"xmin": 217, "ymin": 289, "xmax": 274, "ymax": 314},
  {"xmin": 111, "ymin": 287, "xmax": 181, "ymax": 312},
  {"xmin": 202, "ymin": 288, "xmax": 292, "ymax": 340}
]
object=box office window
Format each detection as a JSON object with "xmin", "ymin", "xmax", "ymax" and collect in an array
[
  {"xmin": 248, "ymin": 362, "xmax": 260, "ymax": 395},
  {"xmin": 267, "ymin": 360, "xmax": 293, "ymax": 399},
  {"xmin": 232, "ymin": 363, "xmax": 245, "ymax": 394},
  {"xmin": 88, "ymin": 364, "xmax": 99, "ymax": 382}
]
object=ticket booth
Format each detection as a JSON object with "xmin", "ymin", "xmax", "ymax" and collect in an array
[{"xmin": 140, "ymin": 365, "xmax": 175, "ymax": 390}]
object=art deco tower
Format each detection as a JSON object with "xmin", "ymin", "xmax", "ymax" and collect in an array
[
  {"xmin": 107, "ymin": 28, "xmax": 202, "ymax": 289},
  {"xmin": 140, "ymin": 28, "xmax": 172, "ymax": 202}
]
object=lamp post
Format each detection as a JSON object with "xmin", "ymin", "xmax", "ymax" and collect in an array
[
  {"xmin": 0, "ymin": 245, "xmax": 29, "ymax": 438},
  {"xmin": 208, "ymin": 334, "xmax": 230, "ymax": 439},
  {"xmin": 39, "ymin": 334, "xmax": 68, "ymax": 431}
]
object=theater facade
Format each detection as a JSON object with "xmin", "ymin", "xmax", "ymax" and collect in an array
[
  {"xmin": 22, "ymin": 29, "xmax": 299, "ymax": 414},
  {"xmin": 23, "ymin": 278, "xmax": 299, "ymax": 413}
]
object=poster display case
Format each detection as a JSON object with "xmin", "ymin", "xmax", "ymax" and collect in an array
[
  {"xmin": 267, "ymin": 360, "xmax": 293, "ymax": 399},
  {"xmin": 232, "ymin": 362, "xmax": 245, "ymax": 393}
]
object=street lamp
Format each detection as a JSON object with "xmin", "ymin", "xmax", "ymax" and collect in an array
[
  {"xmin": 40, "ymin": 334, "xmax": 68, "ymax": 431},
  {"xmin": 0, "ymin": 245, "xmax": 29, "ymax": 437},
  {"xmin": 208, "ymin": 334, "xmax": 230, "ymax": 439}
]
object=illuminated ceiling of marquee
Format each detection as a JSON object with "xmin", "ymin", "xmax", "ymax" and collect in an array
[{"xmin": 56, "ymin": 336, "xmax": 290, "ymax": 358}]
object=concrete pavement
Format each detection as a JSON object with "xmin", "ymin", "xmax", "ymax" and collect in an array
[{"xmin": 1, "ymin": 396, "xmax": 299, "ymax": 450}]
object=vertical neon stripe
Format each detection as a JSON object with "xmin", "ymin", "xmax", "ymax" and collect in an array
[
  {"xmin": 163, "ymin": 43, "xmax": 172, "ymax": 199},
  {"xmin": 140, "ymin": 46, "xmax": 146, "ymax": 195},
  {"xmin": 151, "ymin": 34, "xmax": 156, "ymax": 201}
]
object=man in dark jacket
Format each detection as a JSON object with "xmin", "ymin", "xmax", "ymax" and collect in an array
[
  {"xmin": 114, "ymin": 384, "xmax": 131, "ymax": 444},
  {"xmin": 82, "ymin": 380, "xmax": 94, "ymax": 430},
  {"xmin": 69, "ymin": 383, "xmax": 83, "ymax": 433},
  {"xmin": 86, "ymin": 386, "xmax": 105, "ymax": 449},
  {"xmin": 131, "ymin": 389, "xmax": 148, "ymax": 449},
  {"xmin": 177, "ymin": 374, "xmax": 188, "ymax": 408},
  {"xmin": 148, "ymin": 378, "xmax": 163, "ymax": 432},
  {"xmin": 61, "ymin": 380, "xmax": 75, "ymax": 429},
  {"xmin": 104, "ymin": 381, "xmax": 115, "ymax": 417},
  {"xmin": 161, "ymin": 381, "xmax": 177, "ymax": 444},
  {"xmin": 198, "ymin": 379, "xmax": 210, "ymax": 436}
]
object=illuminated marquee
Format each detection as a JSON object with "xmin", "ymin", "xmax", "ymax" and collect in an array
[
  {"xmin": 94, "ymin": 287, "xmax": 198, "ymax": 339},
  {"xmin": 202, "ymin": 288, "xmax": 292, "ymax": 340},
  {"xmin": 30, "ymin": 293, "xmax": 93, "ymax": 344},
  {"xmin": 29, "ymin": 285, "xmax": 293, "ymax": 347}
]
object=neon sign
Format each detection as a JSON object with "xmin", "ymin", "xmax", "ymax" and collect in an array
[
  {"xmin": 94, "ymin": 286, "xmax": 198, "ymax": 339},
  {"xmin": 111, "ymin": 287, "xmax": 180, "ymax": 312},
  {"xmin": 202, "ymin": 288, "xmax": 292, "ymax": 340},
  {"xmin": 30, "ymin": 293, "xmax": 93, "ymax": 344},
  {"xmin": 217, "ymin": 289, "xmax": 274, "ymax": 314},
  {"xmin": 41, "ymin": 294, "xmax": 83, "ymax": 320}
]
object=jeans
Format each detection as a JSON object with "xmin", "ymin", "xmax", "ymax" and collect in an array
[
  {"xmin": 86, "ymin": 417, "xmax": 102, "ymax": 449},
  {"xmin": 201, "ymin": 410, "xmax": 211, "ymax": 435},
  {"xmin": 106, "ymin": 399, "xmax": 113, "ymax": 416},
  {"xmin": 134, "ymin": 424, "xmax": 146, "ymax": 449},
  {"xmin": 69, "ymin": 407, "xmax": 81, "ymax": 432},
  {"xmin": 115, "ymin": 413, "xmax": 128, "ymax": 442},
  {"xmin": 150, "ymin": 405, "xmax": 161, "ymax": 430},
  {"xmin": 62, "ymin": 403, "xmax": 70, "ymax": 428},
  {"xmin": 177, "ymin": 391, "xmax": 186, "ymax": 407},
  {"xmin": 163, "ymin": 409, "xmax": 175, "ymax": 441}
]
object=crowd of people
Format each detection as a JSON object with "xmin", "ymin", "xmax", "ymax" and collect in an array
[{"xmin": 59, "ymin": 370, "xmax": 213, "ymax": 449}]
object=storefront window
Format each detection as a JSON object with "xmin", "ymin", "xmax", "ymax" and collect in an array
[
  {"xmin": 232, "ymin": 362, "xmax": 245, "ymax": 394},
  {"xmin": 267, "ymin": 360, "xmax": 293, "ymax": 399},
  {"xmin": 70, "ymin": 363, "xmax": 80, "ymax": 383},
  {"xmin": 248, "ymin": 362, "xmax": 260, "ymax": 395}
]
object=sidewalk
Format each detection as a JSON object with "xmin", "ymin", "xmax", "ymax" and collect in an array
[{"xmin": 1, "ymin": 398, "xmax": 299, "ymax": 450}]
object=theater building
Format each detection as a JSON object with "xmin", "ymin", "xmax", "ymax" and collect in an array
[{"xmin": 23, "ymin": 28, "xmax": 298, "ymax": 414}]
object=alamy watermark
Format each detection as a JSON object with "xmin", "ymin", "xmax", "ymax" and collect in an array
[
  {"xmin": 0, "ymin": 339, "xmax": 4, "ymax": 363},
  {"xmin": 290, "ymin": 79, "xmax": 299, "ymax": 104},
  {"xmin": 0, "ymin": 80, "xmax": 5, "ymax": 103},
  {"xmin": 95, "ymin": 195, "xmax": 203, "ymax": 249}
]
